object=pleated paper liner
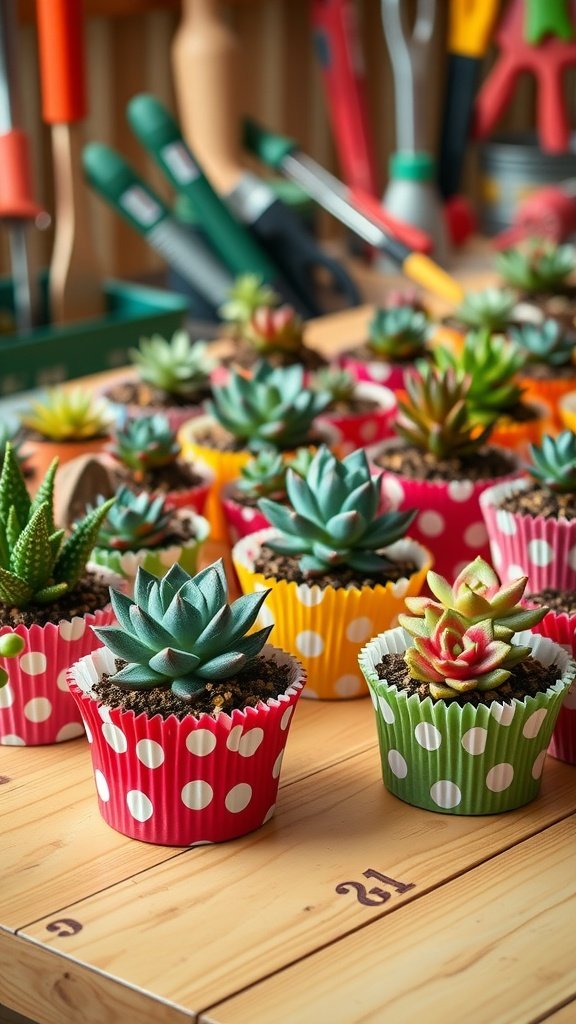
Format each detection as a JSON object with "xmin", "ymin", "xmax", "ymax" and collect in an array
[
  {"xmin": 0, "ymin": 605, "xmax": 114, "ymax": 746},
  {"xmin": 232, "ymin": 529, "xmax": 432, "ymax": 700},
  {"xmin": 480, "ymin": 477, "xmax": 576, "ymax": 592},
  {"xmin": 358, "ymin": 627, "xmax": 575, "ymax": 815},
  {"xmin": 316, "ymin": 381, "xmax": 397, "ymax": 458},
  {"xmin": 89, "ymin": 510, "xmax": 210, "ymax": 588},
  {"xmin": 531, "ymin": 608, "xmax": 576, "ymax": 765},
  {"xmin": 67, "ymin": 645, "xmax": 305, "ymax": 846}
]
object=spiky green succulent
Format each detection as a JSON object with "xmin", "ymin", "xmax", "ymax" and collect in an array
[
  {"xmin": 434, "ymin": 329, "xmax": 525, "ymax": 424},
  {"xmin": 259, "ymin": 446, "xmax": 416, "ymax": 577},
  {"xmin": 399, "ymin": 556, "xmax": 545, "ymax": 699},
  {"xmin": 130, "ymin": 331, "xmax": 216, "ymax": 400},
  {"xmin": 311, "ymin": 367, "xmax": 356, "ymax": 405},
  {"xmin": 367, "ymin": 305, "xmax": 429, "ymax": 361},
  {"xmin": 528, "ymin": 431, "xmax": 576, "ymax": 493},
  {"xmin": 0, "ymin": 444, "xmax": 115, "ymax": 608},
  {"xmin": 208, "ymin": 361, "xmax": 331, "ymax": 452},
  {"xmin": 219, "ymin": 274, "xmax": 279, "ymax": 327},
  {"xmin": 244, "ymin": 305, "xmax": 303, "ymax": 355},
  {"xmin": 93, "ymin": 559, "xmax": 273, "ymax": 699},
  {"xmin": 395, "ymin": 365, "xmax": 494, "ymax": 459},
  {"xmin": 108, "ymin": 414, "xmax": 180, "ymax": 479},
  {"xmin": 20, "ymin": 388, "xmax": 111, "ymax": 441},
  {"xmin": 0, "ymin": 631, "xmax": 26, "ymax": 689},
  {"xmin": 95, "ymin": 486, "xmax": 173, "ymax": 552},
  {"xmin": 508, "ymin": 318, "xmax": 575, "ymax": 367},
  {"xmin": 497, "ymin": 241, "xmax": 576, "ymax": 294},
  {"xmin": 0, "ymin": 421, "xmax": 28, "ymax": 469},
  {"xmin": 455, "ymin": 287, "xmax": 517, "ymax": 332}
]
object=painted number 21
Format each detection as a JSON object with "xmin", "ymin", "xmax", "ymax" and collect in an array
[{"xmin": 336, "ymin": 868, "xmax": 415, "ymax": 907}]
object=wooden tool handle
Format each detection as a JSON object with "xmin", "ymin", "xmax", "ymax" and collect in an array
[
  {"xmin": 171, "ymin": 0, "xmax": 244, "ymax": 192},
  {"xmin": 35, "ymin": 0, "xmax": 87, "ymax": 123}
]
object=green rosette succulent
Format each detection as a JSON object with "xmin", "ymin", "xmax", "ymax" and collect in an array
[
  {"xmin": 218, "ymin": 274, "xmax": 279, "ymax": 327},
  {"xmin": 367, "ymin": 305, "xmax": 429, "ymax": 361},
  {"xmin": 208, "ymin": 361, "xmax": 331, "ymax": 452},
  {"xmin": 455, "ymin": 287, "xmax": 517, "ymax": 332},
  {"xmin": 93, "ymin": 559, "xmax": 273, "ymax": 699},
  {"xmin": 497, "ymin": 241, "xmax": 576, "ymax": 294},
  {"xmin": 434, "ymin": 329, "xmax": 525, "ymax": 424},
  {"xmin": 259, "ymin": 446, "xmax": 416, "ymax": 577},
  {"xmin": 130, "ymin": 331, "xmax": 216, "ymax": 400},
  {"xmin": 395, "ymin": 365, "xmax": 494, "ymax": 459},
  {"xmin": 95, "ymin": 486, "xmax": 172, "ymax": 552},
  {"xmin": 311, "ymin": 367, "xmax": 356, "ymax": 405},
  {"xmin": 508, "ymin": 319, "xmax": 575, "ymax": 367},
  {"xmin": 20, "ymin": 388, "xmax": 111, "ymax": 441},
  {"xmin": 0, "ymin": 631, "xmax": 26, "ymax": 689},
  {"xmin": 108, "ymin": 414, "xmax": 180, "ymax": 479},
  {"xmin": 0, "ymin": 444, "xmax": 115, "ymax": 608},
  {"xmin": 237, "ymin": 447, "xmax": 314, "ymax": 501},
  {"xmin": 527, "ymin": 431, "xmax": 576, "ymax": 494}
]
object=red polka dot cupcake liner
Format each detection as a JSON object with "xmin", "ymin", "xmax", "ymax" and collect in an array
[
  {"xmin": 67, "ymin": 644, "xmax": 305, "ymax": 846},
  {"xmin": 317, "ymin": 382, "xmax": 397, "ymax": 458},
  {"xmin": 339, "ymin": 355, "xmax": 407, "ymax": 393},
  {"xmin": 0, "ymin": 606, "xmax": 115, "ymax": 746},
  {"xmin": 232, "ymin": 529, "xmax": 432, "ymax": 701},
  {"xmin": 376, "ymin": 448, "xmax": 522, "ymax": 581},
  {"xmin": 358, "ymin": 627, "xmax": 575, "ymax": 815},
  {"xmin": 530, "ymin": 609, "xmax": 576, "ymax": 765},
  {"xmin": 221, "ymin": 485, "xmax": 270, "ymax": 544},
  {"xmin": 480, "ymin": 477, "xmax": 576, "ymax": 593}
]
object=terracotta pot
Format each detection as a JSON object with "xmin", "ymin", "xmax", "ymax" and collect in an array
[{"xmin": 23, "ymin": 436, "xmax": 110, "ymax": 489}]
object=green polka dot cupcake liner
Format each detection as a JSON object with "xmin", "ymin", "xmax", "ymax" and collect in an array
[
  {"xmin": 89, "ymin": 511, "xmax": 210, "ymax": 585},
  {"xmin": 358, "ymin": 627, "xmax": 575, "ymax": 815}
]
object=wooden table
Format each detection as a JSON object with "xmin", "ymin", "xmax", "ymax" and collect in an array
[{"xmin": 3, "ymin": 293, "xmax": 576, "ymax": 1024}]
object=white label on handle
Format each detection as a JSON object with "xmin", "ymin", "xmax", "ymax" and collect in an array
[
  {"xmin": 120, "ymin": 186, "xmax": 163, "ymax": 226},
  {"xmin": 161, "ymin": 142, "xmax": 200, "ymax": 184}
]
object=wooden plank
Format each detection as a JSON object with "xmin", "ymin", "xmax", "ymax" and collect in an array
[
  {"xmin": 543, "ymin": 1001, "xmax": 576, "ymax": 1023},
  {"xmin": 0, "ymin": 699, "xmax": 375, "ymax": 930},
  {"xmin": 18, "ymin": 753, "xmax": 576, "ymax": 1016},
  {"xmin": 203, "ymin": 816, "xmax": 576, "ymax": 1024}
]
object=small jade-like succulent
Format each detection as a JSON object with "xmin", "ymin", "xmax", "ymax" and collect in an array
[
  {"xmin": 108, "ymin": 414, "xmax": 180, "ymax": 480},
  {"xmin": 434, "ymin": 329, "xmax": 525, "ymax": 424},
  {"xmin": 455, "ymin": 287, "xmax": 517, "ymax": 332},
  {"xmin": 311, "ymin": 367, "xmax": 356, "ymax": 405},
  {"xmin": 508, "ymin": 319, "xmax": 575, "ymax": 367},
  {"xmin": 528, "ymin": 431, "xmax": 576, "ymax": 494},
  {"xmin": 367, "ymin": 305, "xmax": 429, "ymax": 361},
  {"xmin": 130, "ymin": 331, "xmax": 216, "ymax": 400},
  {"xmin": 244, "ymin": 305, "xmax": 304, "ymax": 355},
  {"xmin": 20, "ymin": 388, "xmax": 111, "ymax": 441},
  {"xmin": 237, "ymin": 447, "xmax": 314, "ymax": 500},
  {"xmin": 400, "ymin": 556, "xmax": 546, "ymax": 637},
  {"xmin": 219, "ymin": 274, "xmax": 279, "ymax": 327},
  {"xmin": 259, "ymin": 446, "xmax": 416, "ymax": 576},
  {"xmin": 0, "ymin": 444, "xmax": 115, "ymax": 608},
  {"xmin": 93, "ymin": 559, "xmax": 273, "ymax": 699},
  {"xmin": 208, "ymin": 361, "xmax": 331, "ymax": 452},
  {"xmin": 395, "ymin": 365, "xmax": 493, "ymax": 459},
  {"xmin": 0, "ymin": 631, "xmax": 26, "ymax": 689},
  {"xmin": 497, "ymin": 241, "xmax": 576, "ymax": 294},
  {"xmin": 95, "ymin": 486, "xmax": 172, "ymax": 552}
]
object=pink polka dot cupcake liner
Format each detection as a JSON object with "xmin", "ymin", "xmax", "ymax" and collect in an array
[
  {"xmin": 0, "ymin": 606, "xmax": 115, "ymax": 746},
  {"xmin": 376, "ymin": 452, "xmax": 521, "ymax": 581},
  {"xmin": 339, "ymin": 355, "xmax": 407, "ymax": 392},
  {"xmin": 317, "ymin": 382, "xmax": 397, "ymax": 457},
  {"xmin": 358, "ymin": 627, "xmax": 575, "ymax": 815},
  {"xmin": 480, "ymin": 477, "xmax": 576, "ymax": 593},
  {"xmin": 221, "ymin": 485, "xmax": 270, "ymax": 544},
  {"xmin": 89, "ymin": 511, "xmax": 210, "ymax": 588},
  {"xmin": 232, "ymin": 529, "xmax": 432, "ymax": 701},
  {"xmin": 530, "ymin": 609, "xmax": 576, "ymax": 765},
  {"xmin": 67, "ymin": 644, "xmax": 305, "ymax": 846}
]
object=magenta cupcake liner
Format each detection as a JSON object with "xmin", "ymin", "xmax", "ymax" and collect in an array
[
  {"xmin": 530, "ymin": 608, "xmax": 576, "ymax": 764},
  {"xmin": 376, "ymin": 448, "xmax": 521, "ymax": 581},
  {"xmin": 480, "ymin": 477, "xmax": 576, "ymax": 593},
  {"xmin": 0, "ymin": 606, "xmax": 114, "ymax": 746},
  {"xmin": 221, "ymin": 484, "xmax": 270, "ymax": 544},
  {"xmin": 317, "ymin": 382, "xmax": 397, "ymax": 456},
  {"xmin": 339, "ymin": 354, "xmax": 407, "ymax": 392},
  {"xmin": 67, "ymin": 645, "xmax": 305, "ymax": 846}
]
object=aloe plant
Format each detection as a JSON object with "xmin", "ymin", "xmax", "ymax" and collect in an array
[
  {"xmin": 0, "ymin": 444, "xmax": 114, "ymax": 608},
  {"xmin": 130, "ymin": 331, "xmax": 216, "ymax": 400},
  {"xmin": 497, "ymin": 241, "xmax": 576, "ymax": 294},
  {"xmin": 0, "ymin": 421, "xmax": 28, "ymax": 469},
  {"xmin": 395, "ymin": 365, "xmax": 494, "ymax": 459},
  {"xmin": 434, "ymin": 330, "xmax": 525, "ymax": 424},
  {"xmin": 528, "ymin": 431, "xmax": 576, "ymax": 494},
  {"xmin": 95, "ymin": 486, "xmax": 173, "ymax": 552},
  {"xmin": 20, "ymin": 388, "xmax": 111, "ymax": 441},
  {"xmin": 93, "ymin": 559, "xmax": 273, "ymax": 699}
]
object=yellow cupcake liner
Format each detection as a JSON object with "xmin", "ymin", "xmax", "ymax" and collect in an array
[
  {"xmin": 518, "ymin": 375, "xmax": 576, "ymax": 432},
  {"xmin": 490, "ymin": 402, "xmax": 547, "ymax": 458},
  {"xmin": 558, "ymin": 390, "xmax": 576, "ymax": 433},
  {"xmin": 178, "ymin": 415, "xmax": 251, "ymax": 542},
  {"xmin": 232, "ymin": 529, "xmax": 432, "ymax": 700}
]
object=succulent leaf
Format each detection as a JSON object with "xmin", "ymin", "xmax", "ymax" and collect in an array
[
  {"xmin": 367, "ymin": 306, "xmax": 429, "ymax": 361},
  {"xmin": 218, "ymin": 274, "xmax": 279, "ymax": 327},
  {"xmin": 395, "ymin": 365, "xmax": 495, "ymax": 458},
  {"xmin": 311, "ymin": 367, "xmax": 356, "ymax": 404},
  {"xmin": 244, "ymin": 304, "xmax": 304, "ymax": 355},
  {"xmin": 130, "ymin": 331, "xmax": 216, "ymax": 399},
  {"xmin": 497, "ymin": 241, "xmax": 576, "ymax": 294},
  {"xmin": 434, "ymin": 329, "xmax": 525, "ymax": 424},
  {"xmin": 108, "ymin": 414, "xmax": 180, "ymax": 477},
  {"xmin": 20, "ymin": 388, "xmax": 111, "ymax": 441},
  {"xmin": 95, "ymin": 487, "xmax": 173, "ymax": 551},
  {"xmin": 455, "ymin": 288, "xmax": 516, "ymax": 331},
  {"xmin": 527, "ymin": 431, "xmax": 576, "ymax": 493},
  {"xmin": 508, "ymin": 319, "xmax": 575, "ymax": 368}
]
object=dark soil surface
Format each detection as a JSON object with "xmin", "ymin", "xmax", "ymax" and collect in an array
[
  {"xmin": 252, "ymin": 546, "xmax": 418, "ymax": 590},
  {"xmin": 114, "ymin": 458, "xmax": 204, "ymax": 495},
  {"xmin": 374, "ymin": 441, "xmax": 516, "ymax": 484},
  {"xmin": 227, "ymin": 338, "xmax": 327, "ymax": 372},
  {"xmin": 193, "ymin": 425, "xmax": 323, "ymax": 454},
  {"xmin": 104, "ymin": 379, "xmax": 211, "ymax": 410},
  {"xmin": 527, "ymin": 588, "xmax": 576, "ymax": 614},
  {"xmin": 498, "ymin": 482, "xmax": 576, "ymax": 521},
  {"xmin": 94, "ymin": 654, "xmax": 292, "ymax": 719},
  {"xmin": 98, "ymin": 511, "xmax": 201, "ymax": 553},
  {"xmin": 0, "ymin": 572, "xmax": 111, "ymax": 628},
  {"xmin": 501, "ymin": 401, "xmax": 541, "ymax": 423},
  {"xmin": 376, "ymin": 652, "xmax": 559, "ymax": 707}
]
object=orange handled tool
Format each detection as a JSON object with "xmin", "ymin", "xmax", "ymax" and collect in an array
[{"xmin": 36, "ymin": 0, "xmax": 104, "ymax": 324}]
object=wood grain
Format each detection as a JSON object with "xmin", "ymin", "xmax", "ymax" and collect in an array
[
  {"xmin": 203, "ymin": 816, "xmax": 576, "ymax": 1024},
  {"xmin": 18, "ymin": 754, "xmax": 576, "ymax": 1015}
]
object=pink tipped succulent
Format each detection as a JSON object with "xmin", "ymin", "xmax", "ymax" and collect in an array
[
  {"xmin": 385, "ymin": 287, "xmax": 426, "ymax": 313},
  {"xmin": 400, "ymin": 556, "xmax": 546, "ymax": 638},
  {"xmin": 404, "ymin": 609, "xmax": 529, "ymax": 700},
  {"xmin": 244, "ymin": 305, "xmax": 304, "ymax": 355}
]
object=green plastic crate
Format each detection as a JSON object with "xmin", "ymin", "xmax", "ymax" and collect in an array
[{"xmin": 0, "ymin": 277, "xmax": 188, "ymax": 396}]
